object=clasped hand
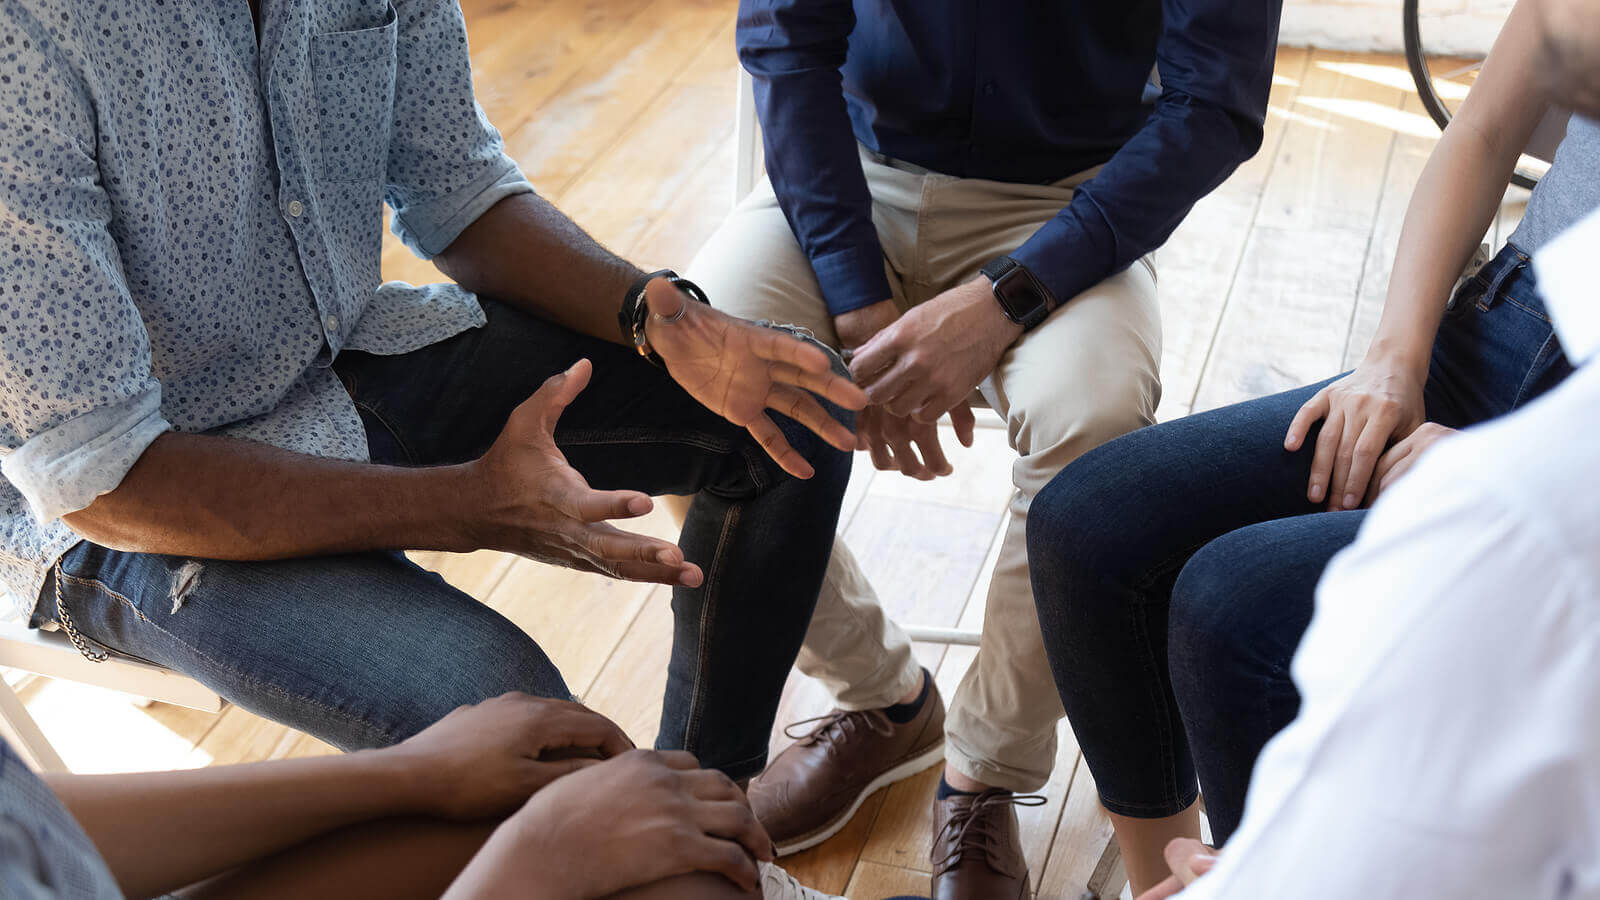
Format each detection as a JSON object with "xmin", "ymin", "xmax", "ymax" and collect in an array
[{"xmin": 834, "ymin": 280, "xmax": 1021, "ymax": 479}]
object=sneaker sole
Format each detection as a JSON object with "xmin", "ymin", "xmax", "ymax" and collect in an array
[{"xmin": 773, "ymin": 739, "xmax": 947, "ymax": 857}]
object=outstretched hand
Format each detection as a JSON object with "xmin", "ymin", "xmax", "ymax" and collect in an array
[
  {"xmin": 470, "ymin": 359, "xmax": 703, "ymax": 587},
  {"xmin": 644, "ymin": 279, "xmax": 868, "ymax": 479}
]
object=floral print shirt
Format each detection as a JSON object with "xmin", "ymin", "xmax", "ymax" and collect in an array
[{"xmin": 0, "ymin": 0, "xmax": 532, "ymax": 619}]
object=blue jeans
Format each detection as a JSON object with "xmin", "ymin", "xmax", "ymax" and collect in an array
[
  {"xmin": 31, "ymin": 299, "xmax": 853, "ymax": 780},
  {"xmin": 1028, "ymin": 244, "xmax": 1574, "ymax": 843}
]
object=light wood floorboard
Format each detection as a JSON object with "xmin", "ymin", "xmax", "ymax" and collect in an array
[{"xmin": 16, "ymin": 2, "xmax": 1530, "ymax": 896}]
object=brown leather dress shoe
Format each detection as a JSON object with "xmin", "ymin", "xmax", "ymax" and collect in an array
[
  {"xmin": 930, "ymin": 789, "xmax": 1045, "ymax": 900},
  {"xmin": 748, "ymin": 672, "xmax": 945, "ymax": 855}
]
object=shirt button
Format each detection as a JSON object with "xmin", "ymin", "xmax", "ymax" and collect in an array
[
  {"xmin": 287, "ymin": 200, "xmax": 304, "ymax": 218},
  {"xmin": 325, "ymin": 314, "xmax": 339, "ymax": 332}
]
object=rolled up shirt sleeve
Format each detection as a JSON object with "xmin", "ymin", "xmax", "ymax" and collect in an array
[
  {"xmin": 383, "ymin": 0, "xmax": 534, "ymax": 258},
  {"xmin": 0, "ymin": 6, "xmax": 172, "ymax": 525}
]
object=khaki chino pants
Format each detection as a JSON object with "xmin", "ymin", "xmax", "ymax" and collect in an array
[{"xmin": 687, "ymin": 149, "xmax": 1162, "ymax": 792}]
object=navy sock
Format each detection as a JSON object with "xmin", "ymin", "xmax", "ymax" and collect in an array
[
  {"xmin": 883, "ymin": 669, "xmax": 931, "ymax": 724},
  {"xmin": 937, "ymin": 775, "xmax": 992, "ymax": 801},
  {"xmin": 936, "ymin": 776, "xmax": 975, "ymax": 801}
]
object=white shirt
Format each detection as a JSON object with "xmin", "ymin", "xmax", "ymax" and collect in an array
[{"xmin": 1183, "ymin": 209, "xmax": 1600, "ymax": 899}]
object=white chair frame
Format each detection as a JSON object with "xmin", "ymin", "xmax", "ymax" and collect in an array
[{"xmin": 0, "ymin": 622, "xmax": 222, "ymax": 772}]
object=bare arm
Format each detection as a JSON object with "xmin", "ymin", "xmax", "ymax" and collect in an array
[
  {"xmin": 47, "ymin": 750, "xmax": 419, "ymax": 899},
  {"xmin": 1365, "ymin": 0, "xmax": 1554, "ymax": 378},
  {"xmin": 64, "ymin": 364, "xmax": 695, "ymax": 585},
  {"xmin": 433, "ymin": 191, "xmax": 641, "ymax": 345},
  {"xmin": 62, "ymin": 432, "xmax": 477, "ymax": 558},
  {"xmin": 1280, "ymin": 0, "xmax": 1554, "ymax": 511},
  {"xmin": 46, "ymin": 694, "xmax": 632, "ymax": 900}
]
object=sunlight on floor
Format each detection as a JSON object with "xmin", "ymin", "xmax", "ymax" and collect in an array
[
  {"xmin": 1297, "ymin": 96, "xmax": 1442, "ymax": 138},
  {"xmin": 1316, "ymin": 59, "xmax": 1474, "ymax": 101},
  {"xmin": 24, "ymin": 680, "xmax": 212, "ymax": 773}
]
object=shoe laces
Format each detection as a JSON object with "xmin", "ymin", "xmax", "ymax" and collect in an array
[
  {"xmin": 759, "ymin": 862, "xmax": 845, "ymax": 899},
  {"xmin": 783, "ymin": 708, "xmax": 896, "ymax": 748},
  {"xmin": 934, "ymin": 789, "xmax": 1047, "ymax": 872}
]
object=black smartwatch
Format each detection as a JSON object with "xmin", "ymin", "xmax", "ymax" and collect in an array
[
  {"xmin": 979, "ymin": 256, "xmax": 1056, "ymax": 330},
  {"xmin": 618, "ymin": 268, "xmax": 710, "ymax": 367}
]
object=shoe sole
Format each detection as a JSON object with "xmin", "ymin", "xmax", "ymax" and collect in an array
[{"xmin": 773, "ymin": 739, "xmax": 947, "ymax": 857}]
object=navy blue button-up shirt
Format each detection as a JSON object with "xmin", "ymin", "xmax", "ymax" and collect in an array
[{"xmin": 737, "ymin": 0, "xmax": 1283, "ymax": 315}]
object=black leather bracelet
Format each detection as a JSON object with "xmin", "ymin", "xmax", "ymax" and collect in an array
[{"xmin": 617, "ymin": 268, "xmax": 710, "ymax": 367}]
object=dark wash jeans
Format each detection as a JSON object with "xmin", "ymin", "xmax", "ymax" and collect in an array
[
  {"xmin": 1028, "ymin": 243, "xmax": 1574, "ymax": 843},
  {"xmin": 31, "ymin": 299, "xmax": 853, "ymax": 780}
]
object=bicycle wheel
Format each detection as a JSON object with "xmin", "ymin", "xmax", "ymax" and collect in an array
[{"xmin": 1403, "ymin": 0, "xmax": 1544, "ymax": 189}]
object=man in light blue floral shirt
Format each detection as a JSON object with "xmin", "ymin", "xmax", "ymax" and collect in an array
[{"xmin": 0, "ymin": 0, "xmax": 865, "ymax": 781}]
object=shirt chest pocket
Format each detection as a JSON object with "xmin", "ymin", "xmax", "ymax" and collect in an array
[{"xmin": 309, "ymin": 4, "xmax": 398, "ymax": 183}]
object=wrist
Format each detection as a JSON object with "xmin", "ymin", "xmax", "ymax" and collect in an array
[
  {"xmin": 426, "ymin": 461, "xmax": 498, "ymax": 553},
  {"xmin": 1361, "ymin": 338, "xmax": 1431, "ymax": 383}
]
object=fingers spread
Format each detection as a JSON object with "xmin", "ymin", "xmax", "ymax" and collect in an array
[
  {"xmin": 530, "ymin": 359, "xmax": 594, "ymax": 433},
  {"xmin": 747, "ymin": 414, "xmax": 815, "ymax": 480},
  {"xmin": 768, "ymin": 385, "xmax": 855, "ymax": 452},
  {"xmin": 768, "ymin": 362, "xmax": 868, "ymax": 411},
  {"xmin": 749, "ymin": 325, "xmax": 833, "ymax": 374},
  {"xmin": 573, "ymin": 487, "xmax": 655, "ymax": 522}
]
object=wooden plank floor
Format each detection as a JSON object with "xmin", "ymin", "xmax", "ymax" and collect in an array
[{"xmin": 14, "ymin": 2, "xmax": 1530, "ymax": 897}]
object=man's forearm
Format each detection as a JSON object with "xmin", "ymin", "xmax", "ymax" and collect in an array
[
  {"xmin": 433, "ymin": 192, "xmax": 641, "ymax": 343},
  {"xmin": 45, "ymin": 750, "xmax": 426, "ymax": 899},
  {"xmin": 62, "ymin": 432, "xmax": 480, "ymax": 560}
]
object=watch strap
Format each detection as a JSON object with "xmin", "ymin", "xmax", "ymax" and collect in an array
[
  {"xmin": 981, "ymin": 256, "xmax": 1055, "ymax": 330},
  {"xmin": 618, "ymin": 269, "xmax": 710, "ymax": 367}
]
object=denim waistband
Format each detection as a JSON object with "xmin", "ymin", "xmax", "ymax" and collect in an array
[{"xmin": 1462, "ymin": 242, "xmax": 1545, "ymax": 316}]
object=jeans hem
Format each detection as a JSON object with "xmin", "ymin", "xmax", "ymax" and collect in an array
[{"xmin": 1097, "ymin": 789, "xmax": 1201, "ymax": 820}]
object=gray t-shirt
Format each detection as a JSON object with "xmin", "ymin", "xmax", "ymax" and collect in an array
[{"xmin": 1509, "ymin": 115, "xmax": 1600, "ymax": 254}]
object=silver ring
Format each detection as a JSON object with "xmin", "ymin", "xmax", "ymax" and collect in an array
[{"xmin": 651, "ymin": 302, "xmax": 690, "ymax": 325}]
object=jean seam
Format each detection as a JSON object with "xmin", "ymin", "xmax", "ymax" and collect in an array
[
  {"xmin": 353, "ymin": 399, "xmax": 417, "ymax": 466},
  {"xmin": 1498, "ymin": 294, "xmax": 1552, "ymax": 324},
  {"xmin": 1512, "ymin": 332, "xmax": 1562, "ymax": 410},
  {"xmin": 682, "ymin": 502, "xmax": 741, "ymax": 754},
  {"xmin": 59, "ymin": 573, "xmax": 394, "ymax": 744},
  {"xmin": 1115, "ymin": 535, "xmax": 1215, "ymax": 812}
]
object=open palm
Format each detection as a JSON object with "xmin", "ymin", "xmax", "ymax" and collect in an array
[{"xmin": 643, "ymin": 279, "xmax": 867, "ymax": 478}]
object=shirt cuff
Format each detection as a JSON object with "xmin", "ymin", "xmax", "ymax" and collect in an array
[
  {"xmin": 1010, "ymin": 201, "xmax": 1118, "ymax": 307},
  {"xmin": 810, "ymin": 244, "xmax": 894, "ymax": 316},
  {"xmin": 2, "ymin": 386, "xmax": 172, "ymax": 524},
  {"xmin": 389, "ymin": 157, "xmax": 535, "ymax": 259}
]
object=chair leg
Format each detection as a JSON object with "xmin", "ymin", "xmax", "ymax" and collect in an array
[
  {"xmin": 0, "ymin": 676, "xmax": 67, "ymax": 772},
  {"xmin": 1085, "ymin": 834, "xmax": 1129, "ymax": 900}
]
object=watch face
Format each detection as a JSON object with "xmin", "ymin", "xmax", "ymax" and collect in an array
[{"xmin": 994, "ymin": 268, "xmax": 1046, "ymax": 324}]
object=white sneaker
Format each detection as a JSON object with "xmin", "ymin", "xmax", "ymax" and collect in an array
[{"xmin": 759, "ymin": 862, "xmax": 846, "ymax": 899}]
